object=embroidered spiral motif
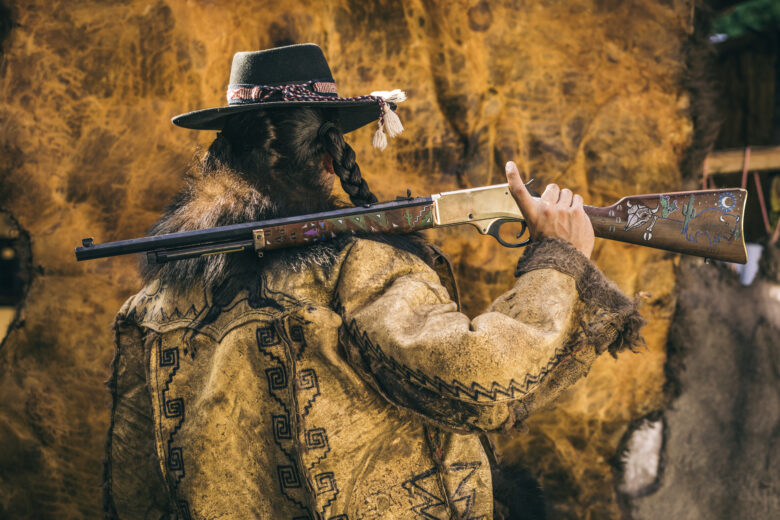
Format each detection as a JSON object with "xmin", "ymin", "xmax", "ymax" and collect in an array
[
  {"xmin": 265, "ymin": 366, "xmax": 288, "ymax": 390},
  {"xmin": 315, "ymin": 472, "xmax": 337, "ymax": 494},
  {"xmin": 257, "ymin": 326, "xmax": 278, "ymax": 346},
  {"xmin": 272, "ymin": 414, "xmax": 292, "ymax": 441},
  {"xmin": 164, "ymin": 397, "xmax": 184, "ymax": 419},
  {"xmin": 159, "ymin": 347, "xmax": 178, "ymax": 367},
  {"xmin": 305, "ymin": 428, "xmax": 328, "ymax": 449},
  {"xmin": 277, "ymin": 465, "xmax": 302, "ymax": 489},
  {"xmin": 298, "ymin": 369, "xmax": 317, "ymax": 390},
  {"xmin": 168, "ymin": 448, "xmax": 184, "ymax": 472}
]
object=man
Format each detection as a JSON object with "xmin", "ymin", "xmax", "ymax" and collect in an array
[{"xmin": 103, "ymin": 44, "xmax": 643, "ymax": 519}]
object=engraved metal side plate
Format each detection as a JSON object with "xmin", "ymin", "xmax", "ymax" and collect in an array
[{"xmin": 433, "ymin": 183, "xmax": 524, "ymax": 233}]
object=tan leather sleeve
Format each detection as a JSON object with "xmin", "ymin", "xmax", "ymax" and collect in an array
[
  {"xmin": 103, "ymin": 316, "xmax": 176, "ymax": 519},
  {"xmin": 336, "ymin": 238, "xmax": 644, "ymax": 432}
]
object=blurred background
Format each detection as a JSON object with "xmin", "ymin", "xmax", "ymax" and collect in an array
[{"xmin": 0, "ymin": 1, "xmax": 778, "ymax": 518}]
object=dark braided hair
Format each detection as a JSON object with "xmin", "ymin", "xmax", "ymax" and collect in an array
[
  {"xmin": 143, "ymin": 106, "xmax": 431, "ymax": 292},
  {"xmin": 202, "ymin": 107, "xmax": 377, "ymax": 209},
  {"xmin": 317, "ymin": 123, "xmax": 378, "ymax": 206}
]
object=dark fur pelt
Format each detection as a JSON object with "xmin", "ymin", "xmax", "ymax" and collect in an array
[
  {"xmin": 140, "ymin": 167, "xmax": 345, "ymax": 293},
  {"xmin": 141, "ymin": 167, "xmax": 435, "ymax": 295},
  {"xmin": 758, "ymin": 240, "xmax": 780, "ymax": 283}
]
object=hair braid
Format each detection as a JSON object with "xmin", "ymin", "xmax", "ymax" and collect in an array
[{"xmin": 319, "ymin": 125, "xmax": 378, "ymax": 206}]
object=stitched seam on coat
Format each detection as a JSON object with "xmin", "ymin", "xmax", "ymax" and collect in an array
[
  {"xmin": 257, "ymin": 322, "xmax": 313, "ymax": 516},
  {"xmin": 341, "ymin": 312, "xmax": 572, "ymax": 404},
  {"xmin": 101, "ymin": 322, "xmax": 121, "ymax": 519},
  {"xmin": 151, "ymin": 335, "xmax": 192, "ymax": 519},
  {"xmin": 422, "ymin": 424, "xmax": 462, "ymax": 520}
]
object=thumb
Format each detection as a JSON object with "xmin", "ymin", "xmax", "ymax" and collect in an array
[{"xmin": 505, "ymin": 161, "xmax": 537, "ymax": 221}]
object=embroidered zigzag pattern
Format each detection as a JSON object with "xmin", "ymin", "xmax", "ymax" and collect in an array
[
  {"xmin": 129, "ymin": 273, "xmax": 299, "ymax": 330},
  {"xmin": 155, "ymin": 337, "xmax": 190, "ymax": 516},
  {"xmin": 343, "ymin": 317, "xmax": 569, "ymax": 403},
  {"xmin": 448, "ymin": 461, "xmax": 487, "ymax": 520},
  {"xmin": 402, "ymin": 467, "xmax": 449, "ymax": 519},
  {"xmin": 299, "ymin": 369, "xmax": 321, "ymax": 417}
]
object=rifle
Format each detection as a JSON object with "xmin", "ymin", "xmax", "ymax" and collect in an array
[{"xmin": 75, "ymin": 184, "xmax": 748, "ymax": 264}]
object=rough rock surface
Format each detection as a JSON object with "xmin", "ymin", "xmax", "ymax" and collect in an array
[
  {"xmin": 630, "ymin": 250, "xmax": 780, "ymax": 520},
  {"xmin": 0, "ymin": 1, "xmax": 700, "ymax": 518}
]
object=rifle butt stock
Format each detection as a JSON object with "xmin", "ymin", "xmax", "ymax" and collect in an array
[{"xmin": 585, "ymin": 188, "xmax": 747, "ymax": 264}]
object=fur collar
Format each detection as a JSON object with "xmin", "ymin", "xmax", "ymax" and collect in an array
[
  {"xmin": 142, "ymin": 168, "xmax": 437, "ymax": 297},
  {"xmin": 141, "ymin": 169, "xmax": 344, "ymax": 294}
]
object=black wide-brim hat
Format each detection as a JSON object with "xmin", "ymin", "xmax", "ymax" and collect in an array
[{"xmin": 172, "ymin": 44, "xmax": 405, "ymax": 143}]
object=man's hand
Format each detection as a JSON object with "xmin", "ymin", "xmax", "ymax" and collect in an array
[{"xmin": 505, "ymin": 161, "xmax": 595, "ymax": 258}]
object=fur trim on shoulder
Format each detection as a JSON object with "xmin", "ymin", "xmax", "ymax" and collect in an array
[
  {"xmin": 148, "ymin": 170, "xmax": 271, "ymax": 235},
  {"xmin": 141, "ymin": 169, "xmax": 343, "ymax": 294},
  {"xmin": 141, "ymin": 168, "xmax": 439, "ymax": 295}
]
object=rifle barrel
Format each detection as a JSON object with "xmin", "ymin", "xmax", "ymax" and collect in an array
[{"xmin": 75, "ymin": 197, "xmax": 433, "ymax": 261}]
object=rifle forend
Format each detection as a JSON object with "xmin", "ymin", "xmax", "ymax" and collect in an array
[{"xmin": 75, "ymin": 184, "xmax": 748, "ymax": 264}]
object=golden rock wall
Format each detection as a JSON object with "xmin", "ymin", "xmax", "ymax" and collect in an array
[{"xmin": 0, "ymin": 1, "xmax": 697, "ymax": 517}]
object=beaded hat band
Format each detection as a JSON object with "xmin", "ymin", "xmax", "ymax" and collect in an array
[{"xmin": 172, "ymin": 44, "xmax": 406, "ymax": 150}]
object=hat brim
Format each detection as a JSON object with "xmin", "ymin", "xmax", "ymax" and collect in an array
[{"xmin": 171, "ymin": 99, "xmax": 389, "ymax": 133}]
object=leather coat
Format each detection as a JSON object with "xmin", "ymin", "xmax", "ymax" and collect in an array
[{"xmin": 104, "ymin": 231, "xmax": 642, "ymax": 520}]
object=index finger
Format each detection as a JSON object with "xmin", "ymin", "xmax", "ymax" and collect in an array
[{"xmin": 505, "ymin": 161, "xmax": 537, "ymax": 221}]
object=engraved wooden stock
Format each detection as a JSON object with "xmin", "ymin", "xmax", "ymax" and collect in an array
[{"xmin": 585, "ymin": 188, "xmax": 747, "ymax": 263}]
